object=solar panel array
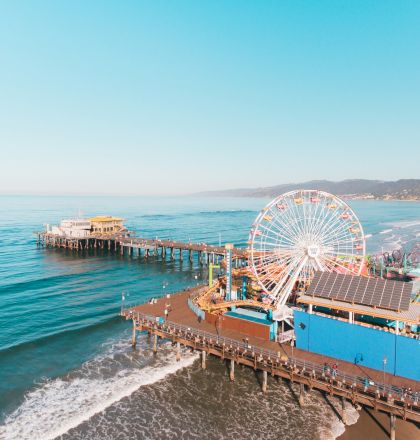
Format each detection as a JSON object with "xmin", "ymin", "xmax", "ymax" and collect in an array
[{"xmin": 306, "ymin": 272, "xmax": 412, "ymax": 312}]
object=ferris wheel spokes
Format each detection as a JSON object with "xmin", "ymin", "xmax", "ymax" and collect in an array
[{"xmin": 248, "ymin": 190, "xmax": 366, "ymax": 309}]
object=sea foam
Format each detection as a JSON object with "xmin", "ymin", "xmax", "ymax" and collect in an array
[{"xmin": 0, "ymin": 341, "xmax": 198, "ymax": 440}]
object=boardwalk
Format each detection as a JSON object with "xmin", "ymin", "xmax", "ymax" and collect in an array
[{"xmin": 122, "ymin": 287, "xmax": 420, "ymax": 432}]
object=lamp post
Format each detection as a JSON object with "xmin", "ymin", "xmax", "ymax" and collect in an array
[{"xmin": 382, "ymin": 355, "xmax": 387, "ymax": 396}]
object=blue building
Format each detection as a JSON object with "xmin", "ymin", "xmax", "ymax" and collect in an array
[{"xmin": 294, "ymin": 272, "xmax": 420, "ymax": 382}]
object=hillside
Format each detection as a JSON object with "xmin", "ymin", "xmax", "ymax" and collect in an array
[{"xmin": 195, "ymin": 179, "xmax": 420, "ymax": 200}]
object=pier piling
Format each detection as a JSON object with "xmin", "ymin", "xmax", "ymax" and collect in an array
[
  {"xmin": 176, "ymin": 342, "xmax": 181, "ymax": 361},
  {"xmin": 153, "ymin": 334, "xmax": 158, "ymax": 354},
  {"xmin": 299, "ymin": 383, "xmax": 305, "ymax": 406},
  {"xmin": 230, "ymin": 359, "xmax": 235, "ymax": 381},
  {"xmin": 341, "ymin": 396, "xmax": 348, "ymax": 425},
  {"xmin": 390, "ymin": 414, "xmax": 396, "ymax": 440},
  {"xmin": 132, "ymin": 321, "xmax": 137, "ymax": 348},
  {"xmin": 262, "ymin": 370, "xmax": 268, "ymax": 393},
  {"xmin": 201, "ymin": 350, "xmax": 206, "ymax": 369}
]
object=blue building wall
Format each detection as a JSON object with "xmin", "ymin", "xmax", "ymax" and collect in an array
[
  {"xmin": 395, "ymin": 335, "xmax": 420, "ymax": 380},
  {"xmin": 294, "ymin": 310, "xmax": 420, "ymax": 381}
]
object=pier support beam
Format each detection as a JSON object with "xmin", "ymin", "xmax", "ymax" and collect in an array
[
  {"xmin": 262, "ymin": 370, "xmax": 268, "ymax": 393},
  {"xmin": 299, "ymin": 383, "xmax": 305, "ymax": 407},
  {"xmin": 176, "ymin": 342, "xmax": 181, "ymax": 361},
  {"xmin": 390, "ymin": 414, "xmax": 396, "ymax": 440},
  {"xmin": 153, "ymin": 334, "xmax": 158, "ymax": 354},
  {"xmin": 132, "ymin": 320, "xmax": 137, "ymax": 348},
  {"xmin": 230, "ymin": 359, "xmax": 235, "ymax": 381},
  {"xmin": 340, "ymin": 397, "xmax": 348, "ymax": 425},
  {"xmin": 201, "ymin": 350, "xmax": 207, "ymax": 369}
]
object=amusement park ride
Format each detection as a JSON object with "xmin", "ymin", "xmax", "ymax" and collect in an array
[{"xmin": 195, "ymin": 189, "xmax": 418, "ymax": 326}]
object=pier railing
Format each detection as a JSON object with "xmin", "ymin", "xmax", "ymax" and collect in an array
[{"xmin": 123, "ymin": 309, "xmax": 420, "ymax": 412}]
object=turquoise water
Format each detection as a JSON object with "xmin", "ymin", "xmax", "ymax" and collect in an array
[{"xmin": 0, "ymin": 196, "xmax": 418, "ymax": 439}]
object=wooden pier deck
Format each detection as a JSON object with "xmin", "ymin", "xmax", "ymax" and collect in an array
[
  {"xmin": 122, "ymin": 287, "xmax": 420, "ymax": 433},
  {"xmin": 37, "ymin": 232, "xmax": 247, "ymax": 263}
]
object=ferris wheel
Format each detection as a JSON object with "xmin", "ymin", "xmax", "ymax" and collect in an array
[{"xmin": 248, "ymin": 190, "xmax": 366, "ymax": 308}]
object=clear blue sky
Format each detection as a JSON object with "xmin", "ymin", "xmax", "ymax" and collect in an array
[{"xmin": 1, "ymin": 1, "xmax": 419, "ymax": 195}]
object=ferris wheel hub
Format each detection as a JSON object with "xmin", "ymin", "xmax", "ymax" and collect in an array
[{"xmin": 306, "ymin": 244, "xmax": 320, "ymax": 258}]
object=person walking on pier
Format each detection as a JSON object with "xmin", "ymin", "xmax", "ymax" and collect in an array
[{"xmin": 331, "ymin": 362, "xmax": 338, "ymax": 379}]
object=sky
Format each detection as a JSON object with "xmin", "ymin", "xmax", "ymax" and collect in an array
[{"xmin": 0, "ymin": 1, "xmax": 419, "ymax": 195}]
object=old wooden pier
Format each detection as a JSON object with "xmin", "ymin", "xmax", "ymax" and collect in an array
[
  {"xmin": 122, "ymin": 287, "xmax": 420, "ymax": 439},
  {"xmin": 37, "ymin": 232, "xmax": 247, "ymax": 265}
]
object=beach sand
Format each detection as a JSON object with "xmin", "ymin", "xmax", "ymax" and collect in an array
[{"xmin": 339, "ymin": 408, "xmax": 420, "ymax": 440}]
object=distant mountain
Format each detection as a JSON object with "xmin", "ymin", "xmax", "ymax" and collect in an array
[{"xmin": 195, "ymin": 179, "xmax": 420, "ymax": 200}]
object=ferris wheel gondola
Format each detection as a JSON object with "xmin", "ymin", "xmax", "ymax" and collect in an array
[{"xmin": 248, "ymin": 190, "xmax": 366, "ymax": 308}]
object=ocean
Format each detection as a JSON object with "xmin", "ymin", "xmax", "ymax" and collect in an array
[{"xmin": 0, "ymin": 196, "xmax": 419, "ymax": 440}]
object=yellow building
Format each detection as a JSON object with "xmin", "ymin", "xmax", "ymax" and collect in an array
[{"xmin": 89, "ymin": 216, "xmax": 125, "ymax": 234}]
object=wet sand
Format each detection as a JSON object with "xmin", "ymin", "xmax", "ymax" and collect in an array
[{"xmin": 339, "ymin": 408, "xmax": 420, "ymax": 440}]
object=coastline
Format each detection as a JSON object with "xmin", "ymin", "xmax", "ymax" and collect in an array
[{"xmin": 338, "ymin": 407, "xmax": 419, "ymax": 440}]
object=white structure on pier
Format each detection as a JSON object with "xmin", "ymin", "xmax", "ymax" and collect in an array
[{"xmin": 48, "ymin": 219, "xmax": 91, "ymax": 238}]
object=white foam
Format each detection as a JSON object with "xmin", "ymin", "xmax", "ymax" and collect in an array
[
  {"xmin": 318, "ymin": 400, "xmax": 360, "ymax": 440},
  {"xmin": 0, "ymin": 347, "xmax": 198, "ymax": 440},
  {"xmin": 379, "ymin": 229, "xmax": 393, "ymax": 234},
  {"xmin": 387, "ymin": 219, "xmax": 420, "ymax": 229}
]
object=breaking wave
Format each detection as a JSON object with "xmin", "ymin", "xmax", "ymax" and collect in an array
[
  {"xmin": 387, "ymin": 219, "xmax": 420, "ymax": 229},
  {"xmin": 0, "ymin": 338, "xmax": 198, "ymax": 440}
]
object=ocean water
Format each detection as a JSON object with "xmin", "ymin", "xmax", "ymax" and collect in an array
[{"xmin": 0, "ymin": 196, "xmax": 419, "ymax": 440}]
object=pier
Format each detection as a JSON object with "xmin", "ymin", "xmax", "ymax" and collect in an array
[
  {"xmin": 36, "ymin": 232, "xmax": 248, "ymax": 265},
  {"xmin": 122, "ymin": 287, "xmax": 420, "ymax": 438},
  {"xmin": 38, "ymin": 202, "xmax": 420, "ymax": 440}
]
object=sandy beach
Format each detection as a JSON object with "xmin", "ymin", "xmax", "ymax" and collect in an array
[{"xmin": 339, "ymin": 408, "xmax": 420, "ymax": 440}]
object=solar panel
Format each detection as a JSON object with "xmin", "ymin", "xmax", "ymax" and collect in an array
[
  {"xmin": 369, "ymin": 278, "xmax": 383, "ymax": 306},
  {"xmin": 353, "ymin": 277, "xmax": 369, "ymax": 304},
  {"xmin": 323, "ymin": 272, "xmax": 336, "ymax": 298},
  {"xmin": 340, "ymin": 276, "xmax": 353, "ymax": 301},
  {"xmin": 306, "ymin": 272, "xmax": 412, "ymax": 311},
  {"xmin": 331, "ymin": 274, "xmax": 347, "ymax": 300},
  {"xmin": 308, "ymin": 272, "xmax": 323, "ymax": 296}
]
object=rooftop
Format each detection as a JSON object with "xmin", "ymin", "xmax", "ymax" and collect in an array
[
  {"xmin": 89, "ymin": 215, "xmax": 124, "ymax": 222},
  {"xmin": 297, "ymin": 294, "xmax": 420, "ymax": 324},
  {"xmin": 306, "ymin": 271, "xmax": 412, "ymax": 312}
]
